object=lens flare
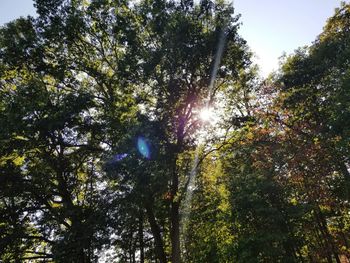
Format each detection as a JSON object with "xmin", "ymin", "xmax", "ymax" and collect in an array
[
  {"xmin": 137, "ymin": 137, "xmax": 150, "ymax": 159},
  {"xmin": 113, "ymin": 153, "xmax": 128, "ymax": 162}
]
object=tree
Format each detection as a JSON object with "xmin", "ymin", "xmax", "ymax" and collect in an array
[
  {"xmin": 1, "ymin": 0, "xmax": 252, "ymax": 262},
  {"xmin": 5, "ymin": 0, "xmax": 350, "ymax": 262},
  {"xmin": 133, "ymin": 1, "xmax": 250, "ymax": 261}
]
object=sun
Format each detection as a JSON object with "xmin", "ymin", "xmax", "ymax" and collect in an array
[{"xmin": 199, "ymin": 107, "xmax": 214, "ymax": 122}]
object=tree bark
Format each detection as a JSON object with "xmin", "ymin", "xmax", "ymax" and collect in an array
[
  {"xmin": 170, "ymin": 155, "xmax": 181, "ymax": 263},
  {"xmin": 170, "ymin": 199, "xmax": 181, "ymax": 263},
  {"xmin": 139, "ymin": 210, "xmax": 145, "ymax": 263},
  {"xmin": 144, "ymin": 200, "xmax": 167, "ymax": 263},
  {"xmin": 315, "ymin": 206, "xmax": 341, "ymax": 263},
  {"xmin": 338, "ymin": 161, "xmax": 350, "ymax": 199}
]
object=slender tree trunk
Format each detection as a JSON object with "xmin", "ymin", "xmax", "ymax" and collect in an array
[
  {"xmin": 315, "ymin": 207, "xmax": 341, "ymax": 263},
  {"xmin": 170, "ymin": 198, "xmax": 181, "ymax": 263},
  {"xmin": 139, "ymin": 210, "xmax": 145, "ymax": 263},
  {"xmin": 339, "ymin": 161, "xmax": 350, "ymax": 199},
  {"xmin": 312, "ymin": 227, "xmax": 330, "ymax": 263},
  {"xmin": 144, "ymin": 200, "xmax": 167, "ymax": 263},
  {"xmin": 170, "ymin": 153, "xmax": 181, "ymax": 263}
]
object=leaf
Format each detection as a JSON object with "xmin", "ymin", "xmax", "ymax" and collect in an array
[
  {"xmin": 13, "ymin": 135, "xmax": 29, "ymax": 141},
  {"xmin": 13, "ymin": 155, "xmax": 25, "ymax": 166}
]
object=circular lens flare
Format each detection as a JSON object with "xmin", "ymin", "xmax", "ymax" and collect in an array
[{"xmin": 137, "ymin": 137, "xmax": 150, "ymax": 159}]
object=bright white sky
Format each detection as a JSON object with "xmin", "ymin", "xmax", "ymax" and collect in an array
[
  {"xmin": 234, "ymin": 0, "xmax": 345, "ymax": 77},
  {"xmin": 0, "ymin": 0, "xmax": 346, "ymax": 77}
]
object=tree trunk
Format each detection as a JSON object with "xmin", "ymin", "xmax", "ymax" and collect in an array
[
  {"xmin": 171, "ymin": 199, "xmax": 181, "ymax": 263},
  {"xmin": 139, "ymin": 210, "xmax": 145, "ymax": 263},
  {"xmin": 144, "ymin": 200, "xmax": 167, "ymax": 263},
  {"xmin": 170, "ymin": 156, "xmax": 181, "ymax": 263},
  {"xmin": 315, "ymin": 206, "xmax": 341, "ymax": 263},
  {"xmin": 338, "ymin": 161, "xmax": 350, "ymax": 199}
]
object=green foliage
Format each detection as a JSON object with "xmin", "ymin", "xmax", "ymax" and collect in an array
[{"xmin": 1, "ymin": 0, "xmax": 350, "ymax": 262}]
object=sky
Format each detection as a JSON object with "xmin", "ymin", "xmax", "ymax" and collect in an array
[
  {"xmin": 0, "ymin": 0, "xmax": 346, "ymax": 77},
  {"xmin": 234, "ymin": 0, "xmax": 344, "ymax": 76},
  {"xmin": 0, "ymin": 0, "xmax": 36, "ymax": 25}
]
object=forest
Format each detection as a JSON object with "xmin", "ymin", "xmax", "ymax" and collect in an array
[{"xmin": 0, "ymin": 0, "xmax": 350, "ymax": 262}]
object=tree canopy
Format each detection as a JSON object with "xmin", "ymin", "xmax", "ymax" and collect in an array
[{"xmin": 0, "ymin": 0, "xmax": 350, "ymax": 262}]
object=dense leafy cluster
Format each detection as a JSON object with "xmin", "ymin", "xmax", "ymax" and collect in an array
[{"xmin": 0, "ymin": 0, "xmax": 349, "ymax": 262}]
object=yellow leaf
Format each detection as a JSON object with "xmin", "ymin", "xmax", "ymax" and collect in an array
[
  {"xmin": 14, "ymin": 135, "xmax": 29, "ymax": 141},
  {"xmin": 246, "ymin": 132, "xmax": 254, "ymax": 140},
  {"xmin": 290, "ymin": 198, "xmax": 297, "ymax": 206},
  {"xmin": 13, "ymin": 156, "xmax": 25, "ymax": 166}
]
